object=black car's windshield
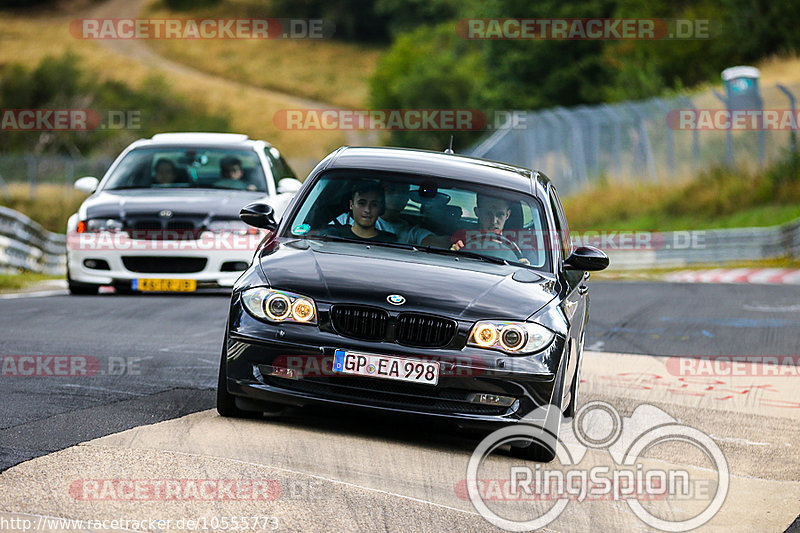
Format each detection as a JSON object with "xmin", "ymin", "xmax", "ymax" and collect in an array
[
  {"xmin": 102, "ymin": 147, "xmax": 267, "ymax": 192},
  {"xmin": 283, "ymin": 170, "xmax": 551, "ymax": 270}
]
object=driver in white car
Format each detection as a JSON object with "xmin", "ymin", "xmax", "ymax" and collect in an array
[{"xmin": 451, "ymin": 194, "xmax": 530, "ymax": 264}]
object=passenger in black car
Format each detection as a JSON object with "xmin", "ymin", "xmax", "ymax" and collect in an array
[{"xmin": 322, "ymin": 181, "xmax": 397, "ymax": 242}]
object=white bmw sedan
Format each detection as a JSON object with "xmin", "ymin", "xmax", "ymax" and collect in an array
[{"xmin": 66, "ymin": 132, "xmax": 301, "ymax": 295}]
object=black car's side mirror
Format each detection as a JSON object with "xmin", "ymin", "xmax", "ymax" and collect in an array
[
  {"xmin": 564, "ymin": 246, "xmax": 609, "ymax": 271},
  {"xmin": 240, "ymin": 201, "xmax": 277, "ymax": 231}
]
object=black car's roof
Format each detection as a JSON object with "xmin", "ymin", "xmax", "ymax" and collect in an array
[{"xmin": 323, "ymin": 146, "xmax": 551, "ymax": 197}]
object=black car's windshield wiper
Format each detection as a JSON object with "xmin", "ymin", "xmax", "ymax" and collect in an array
[
  {"xmin": 305, "ymin": 233, "xmax": 419, "ymax": 252},
  {"xmin": 416, "ymin": 245, "xmax": 508, "ymax": 265}
]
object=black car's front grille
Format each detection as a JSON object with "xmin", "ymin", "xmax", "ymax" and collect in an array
[
  {"xmin": 331, "ymin": 305, "xmax": 388, "ymax": 340},
  {"xmin": 396, "ymin": 313, "xmax": 457, "ymax": 347},
  {"xmin": 268, "ymin": 376, "xmax": 511, "ymax": 416},
  {"xmin": 122, "ymin": 256, "xmax": 207, "ymax": 273}
]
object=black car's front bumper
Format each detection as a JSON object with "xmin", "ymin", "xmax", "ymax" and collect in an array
[{"xmin": 224, "ymin": 305, "xmax": 567, "ymax": 428}]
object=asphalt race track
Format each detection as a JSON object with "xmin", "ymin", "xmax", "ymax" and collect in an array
[{"xmin": 0, "ymin": 281, "xmax": 798, "ymax": 532}]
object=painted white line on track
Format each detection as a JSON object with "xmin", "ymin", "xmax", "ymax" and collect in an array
[
  {"xmin": 58, "ymin": 384, "xmax": 148, "ymax": 396},
  {"xmin": 710, "ymin": 435, "xmax": 771, "ymax": 447},
  {"xmin": 0, "ymin": 290, "xmax": 68, "ymax": 299}
]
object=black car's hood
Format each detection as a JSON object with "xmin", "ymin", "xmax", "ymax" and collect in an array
[
  {"xmin": 82, "ymin": 189, "xmax": 265, "ymax": 220},
  {"xmin": 258, "ymin": 239, "xmax": 558, "ymax": 322}
]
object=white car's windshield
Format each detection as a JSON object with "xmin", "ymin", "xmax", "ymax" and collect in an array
[
  {"xmin": 284, "ymin": 171, "xmax": 551, "ymax": 270},
  {"xmin": 103, "ymin": 147, "xmax": 267, "ymax": 192}
]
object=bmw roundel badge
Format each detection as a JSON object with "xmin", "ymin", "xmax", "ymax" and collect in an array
[{"xmin": 387, "ymin": 294, "xmax": 406, "ymax": 305}]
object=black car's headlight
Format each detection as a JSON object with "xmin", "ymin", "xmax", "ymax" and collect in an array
[
  {"xmin": 467, "ymin": 321, "xmax": 554, "ymax": 355},
  {"xmin": 242, "ymin": 287, "xmax": 317, "ymax": 325}
]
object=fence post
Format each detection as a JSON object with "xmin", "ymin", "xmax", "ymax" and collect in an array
[
  {"xmin": 680, "ymin": 96, "xmax": 701, "ymax": 175},
  {"xmin": 601, "ymin": 104, "xmax": 622, "ymax": 179},
  {"xmin": 26, "ymin": 154, "xmax": 37, "ymax": 197},
  {"xmin": 553, "ymin": 107, "xmax": 588, "ymax": 189},
  {"xmin": 713, "ymin": 90, "xmax": 734, "ymax": 167},
  {"xmin": 777, "ymin": 84, "xmax": 797, "ymax": 157},
  {"xmin": 654, "ymin": 98, "xmax": 675, "ymax": 177},
  {"xmin": 625, "ymin": 103, "xmax": 657, "ymax": 181}
]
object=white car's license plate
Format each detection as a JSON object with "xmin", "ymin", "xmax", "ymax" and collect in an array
[{"xmin": 332, "ymin": 349, "xmax": 439, "ymax": 386}]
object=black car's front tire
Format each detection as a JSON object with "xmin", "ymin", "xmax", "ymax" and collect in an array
[
  {"xmin": 508, "ymin": 421, "xmax": 559, "ymax": 462},
  {"xmin": 564, "ymin": 337, "xmax": 583, "ymax": 419},
  {"xmin": 216, "ymin": 329, "xmax": 282, "ymax": 418},
  {"xmin": 216, "ymin": 341, "xmax": 258, "ymax": 418}
]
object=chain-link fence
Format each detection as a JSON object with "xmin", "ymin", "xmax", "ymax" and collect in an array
[
  {"xmin": 469, "ymin": 82, "xmax": 799, "ymax": 197},
  {"xmin": 0, "ymin": 154, "xmax": 114, "ymax": 194},
  {"xmin": 0, "ymin": 153, "xmax": 320, "ymax": 195}
]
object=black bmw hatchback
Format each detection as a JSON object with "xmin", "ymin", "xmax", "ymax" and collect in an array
[{"xmin": 217, "ymin": 146, "xmax": 608, "ymax": 460}]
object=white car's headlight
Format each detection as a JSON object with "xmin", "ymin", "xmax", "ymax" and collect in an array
[
  {"xmin": 86, "ymin": 218, "xmax": 123, "ymax": 231},
  {"xmin": 207, "ymin": 220, "xmax": 256, "ymax": 235},
  {"xmin": 242, "ymin": 287, "xmax": 317, "ymax": 325},
  {"xmin": 468, "ymin": 321, "xmax": 554, "ymax": 354}
]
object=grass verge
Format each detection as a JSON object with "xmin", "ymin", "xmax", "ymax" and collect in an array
[
  {"xmin": 564, "ymin": 158, "xmax": 800, "ymax": 231},
  {"xmin": 0, "ymin": 271, "xmax": 62, "ymax": 292},
  {"xmin": 593, "ymin": 256, "xmax": 800, "ymax": 281},
  {"xmin": 0, "ymin": 184, "xmax": 87, "ymax": 233}
]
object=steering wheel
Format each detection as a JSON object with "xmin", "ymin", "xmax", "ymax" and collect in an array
[{"xmin": 462, "ymin": 231, "xmax": 524, "ymax": 260}]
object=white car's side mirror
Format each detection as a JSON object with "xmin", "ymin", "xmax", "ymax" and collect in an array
[
  {"xmin": 74, "ymin": 176, "xmax": 99, "ymax": 194},
  {"xmin": 277, "ymin": 177, "xmax": 302, "ymax": 195}
]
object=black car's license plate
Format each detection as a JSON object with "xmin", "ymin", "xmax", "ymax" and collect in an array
[{"xmin": 332, "ymin": 349, "xmax": 439, "ymax": 385}]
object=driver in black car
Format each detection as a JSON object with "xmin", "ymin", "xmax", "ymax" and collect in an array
[
  {"xmin": 451, "ymin": 194, "xmax": 529, "ymax": 264},
  {"xmin": 322, "ymin": 181, "xmax": 397, "ymax": 242}
]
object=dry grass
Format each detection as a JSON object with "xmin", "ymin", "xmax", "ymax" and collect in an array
[
  {"xmin": 0, "ymin": 8, "xmax": 348, "ymax": 167},
  {"xmin": 0, "ymin": 271, "xmax": 62, "ymax": 291},
  {"xmin": 145, "ymin": 2, "xmax": 382, "ymax": 109},
  {"xmin": 564, "ymin": 162, "xmax": 800, "ymax": 231},
  {"xmin": 0, "ymin": 183, "xmax": 87, "ymax": 232}
]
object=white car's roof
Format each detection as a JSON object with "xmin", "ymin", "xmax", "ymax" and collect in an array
[{"xmin": 148, "ymin": 132, "xmax": 251, "ymax": 144}]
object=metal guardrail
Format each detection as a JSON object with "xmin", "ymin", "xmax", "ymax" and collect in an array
[
  {"xmin": 0, "ymin": 205, "xmax": 797, "ymax": 276},
  {"xmin": 606, "ymin": 217, "xmax": 800, "ymax": 270},
  {"xmin": 0, "ymin": 206, "xmax": 66, "ymax": 276}
]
